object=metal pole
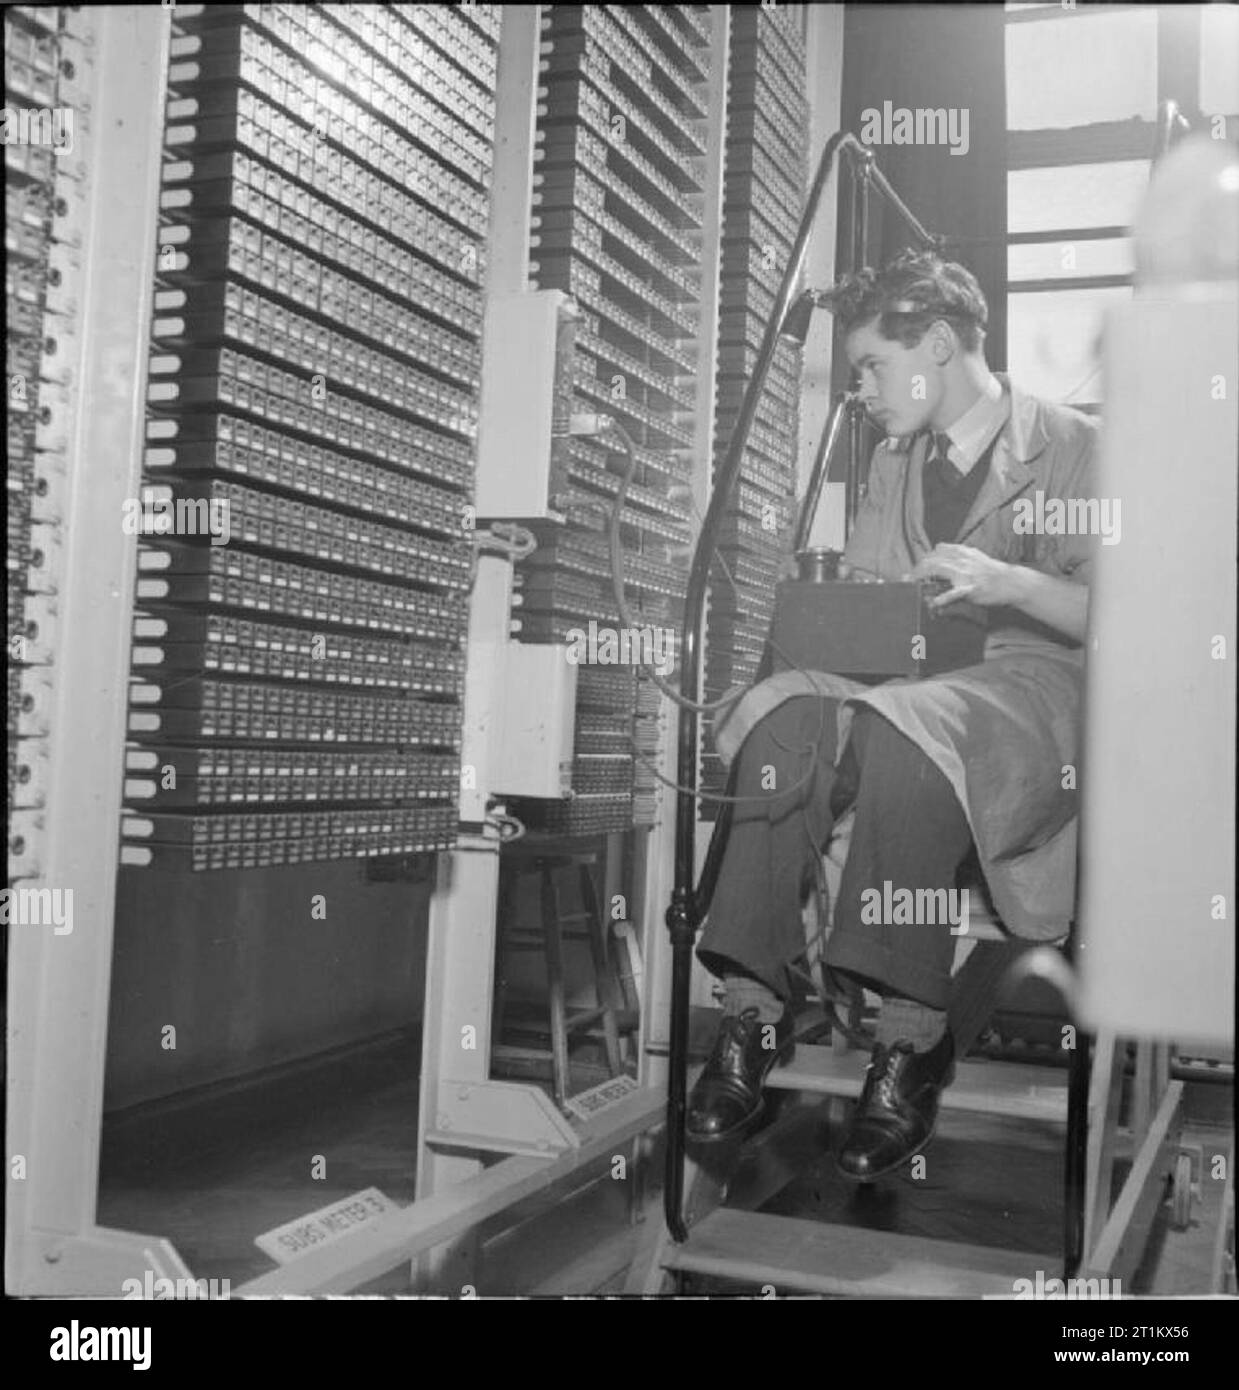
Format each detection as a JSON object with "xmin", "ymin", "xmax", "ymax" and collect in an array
[
  {"xmin": 843, "ymin": 155, "xmax": 870, "ymax": 537},
  {"xmin": 1065, "ymin": 1033, "xmax": 1091, "ymax": 1279},
  {"xmin": 663, "ymin": 132, "xmax": 942, "ymax": 1241},
  {"xmin": 664, "ymin": 129, "xmax": 850, "ymax": 1242},
  {"xmin": 792, "ymin": 392, "xmax": 851, "ymax": 554},
  {"xmin": 852, "ymin": 148, "xmax": 941, "ymax": 252},
  {"xmin": 851, "ymin": 150, "xmax": 871, "ymax": 272},
  {"xmin": 844, "ymin": 400, "xmax": 867, "ymax": 538},
  {"xmin": 415, "ymin": 0, "xmax": 541, "ymax": 1292}
]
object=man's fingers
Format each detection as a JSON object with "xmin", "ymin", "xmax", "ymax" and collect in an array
[
  {"xmin": 910, "ymin": 557, "xmax": 951, "ymax": 581},
  {"xmin": 929, "ymin": 583, "xmax": 975, "ymax": 610}
]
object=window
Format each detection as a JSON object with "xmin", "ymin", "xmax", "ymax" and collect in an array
[
  {"xmin": 1007, "ymin": 238, "xmax": 1134, "ymax": 283},
  {"xmin": 1006, "ymin": 8, "xmax": 1158, "ymax": 131},
  {"xmin": 1200, "ymin": 5, "xmax": 1239, "ymax": 119},
  {"xmin": 1007, "ymin": 285, "xmax": 1131, "ymax": 405},
  {"xmin": 1007, "ymin": 161, "xmax": 1150, "ymax": 236},
  {"xmin": 1002, "ymin": 5, "xmax": 1236, "ymax": 410}
]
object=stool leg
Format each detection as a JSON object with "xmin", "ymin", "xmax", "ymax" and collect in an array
[
  {"xmin": 580, "ymin": 863, "xmax": 623, "ymax": 1078},
  {"xmin": 541, "ymin": 861, "xmax": 571, "ymax": 1110}
]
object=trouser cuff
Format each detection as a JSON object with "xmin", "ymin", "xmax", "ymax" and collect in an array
[{"xmin": 821, "ymin": 932, "xmax": 953, "ymax": 1011}]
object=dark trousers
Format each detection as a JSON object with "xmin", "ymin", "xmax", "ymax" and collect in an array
[{"xmin": 696, "ymin": 696, "xmax": 973, "ymax": 1010}]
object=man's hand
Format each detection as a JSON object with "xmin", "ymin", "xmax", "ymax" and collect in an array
[
  {"xmin": 908, "ymin": 544, "xmax": 1090, "ymax": 642},
  {"xmin": 906, "ymin": 544, "xmax": 1022, "ymax": 610}
]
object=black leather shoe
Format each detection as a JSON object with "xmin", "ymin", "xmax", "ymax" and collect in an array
[
  {"xmin": 687, "ymin": 1007, "xmax": 794, "ymax": 1143},
  {"xmin": 836, "ymin": 1029, "xmax": 956, "ymax": 1181}
]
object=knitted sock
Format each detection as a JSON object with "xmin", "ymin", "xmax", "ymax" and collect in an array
[
  {"xmin": 721, "ymin": 973, "xmax": 784, "ymax": 1023},
  {"xmin": 875, "ymin": 994, "xmax": 947, "ymax": 1053}
]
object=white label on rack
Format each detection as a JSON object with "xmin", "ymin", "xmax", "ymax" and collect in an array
[{"xmin": 254, "ymin": 1188, "xmax": 397, "ymax": 1264}]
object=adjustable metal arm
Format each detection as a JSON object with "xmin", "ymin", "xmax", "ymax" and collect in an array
[{"xmin": 845, "ymin": 141, "xmax": 942, "ymax": 254}]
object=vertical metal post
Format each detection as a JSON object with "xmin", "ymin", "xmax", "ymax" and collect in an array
[
  {"xmin": 851, "ymin": 152, "xmax": 871, "ymax": 274},
  {"xmin": 792, "ymin": 393, "xmax": 850, "ymax": 554},
  {"xmin": 665, "ymin": 127, "xmax": 851, "ymax": 1240},
  {"xmin": 637, "ymin": 5, "xmax": 731, "ymax": 1095},
  {"xmin": 6, "ymin": 5, "xmax": 192, "ymax": 1295},
  {"xmin": 798, "ymin": 4, "xmax": 845, "ymax": 549},
  {"xmin": 1061, "ymin": 929, "xmax": 1089, "ymax": 1279},
  {"xmin": 1063, "ymin": 1030, "xmax": 1091, "ymax": 1278},
  {"xmin": 413, "ymin": 1, "xmax": 543, "ymax": 1293},
  {"xmin": 844, "ymin": 153, "xmax": 871, "ymax": 536},
  {"xmin": 844, "ymin": 400, "xmax": 866, "ymax": 540},
  {"xmin": 414, "ymin": 828, "xmax": 504, "ymax": 1292}
]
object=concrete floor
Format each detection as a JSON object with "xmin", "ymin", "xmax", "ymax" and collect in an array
[{"xmin": 96, "ymin": 1033, "xmax": 1232, "ymax": 1297}]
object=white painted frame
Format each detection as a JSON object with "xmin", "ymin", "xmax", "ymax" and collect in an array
[{"xmin": 5, "ymin": 5, "xmax": 191, "ymax": 1297}]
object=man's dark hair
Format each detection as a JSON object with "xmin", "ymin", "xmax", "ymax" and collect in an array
[{"xmin": 822, "ymin": 250, "xmax": 988, "ymax": 353}]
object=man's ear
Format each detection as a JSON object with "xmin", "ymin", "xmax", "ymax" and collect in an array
[{"xmin": 928, "ymin": 319, "xmax": 954, "ymax": 364}]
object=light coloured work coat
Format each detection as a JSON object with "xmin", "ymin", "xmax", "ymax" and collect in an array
[{"xmin": 714, "ymin": 375, "xmax": 1101, "ymax": 941}]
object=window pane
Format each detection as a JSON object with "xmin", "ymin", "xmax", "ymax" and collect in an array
[
  {"xmin": 1201, "ymin": 4, "xmax": 1239, "ymax": 116},
  {"xmin": 1008, "ymin": 237, "xmax": 1134, "ymax": 282},
  {"xmin": 1007, "ymin": 285, "xmax": 1132, "ymax": 405},
  {"xmin": 1006, "ymin": 9, "xmax": 1158, "ymax": 130},
  {"xmin": 1008, "ymin": 160, "xmax": 1150, "ymax": 234}
]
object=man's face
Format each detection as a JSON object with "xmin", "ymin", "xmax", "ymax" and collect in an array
[{"xmin": 845, "ymin": 317, "xmax": 942, "ymax": 439}]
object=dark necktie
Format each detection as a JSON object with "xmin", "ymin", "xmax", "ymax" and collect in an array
[{"xmin": 926, "ymin": 431, "xmax": 963, "ymax": 486}]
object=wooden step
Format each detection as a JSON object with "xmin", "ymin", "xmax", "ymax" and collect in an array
[
  {"xmin": 665, "ymin": 1208, "xmax": 1058, "ymax": 1298},
  {"xmin": 766, "ymin": 1045, "xmax": 1068, "ymax": 1122}
]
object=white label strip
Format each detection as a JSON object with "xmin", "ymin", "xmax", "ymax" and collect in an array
[{"xmin": 254, "ymin": 1187, "xmax": 397, "ymax": 1265}]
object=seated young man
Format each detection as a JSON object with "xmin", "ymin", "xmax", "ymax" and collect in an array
[{"xmin": 688, "ymin": 250, "xmax": 1100, "ymax": 1180}]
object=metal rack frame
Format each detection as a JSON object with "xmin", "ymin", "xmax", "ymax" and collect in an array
[{"xmin": 6, "ymin": 6, "xmax": 188, "ymax": 1297}]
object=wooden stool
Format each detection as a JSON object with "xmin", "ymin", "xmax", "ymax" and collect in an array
[{"xmin": 493, "ymin": 844, "xmax": 628, "ymax": 1112}]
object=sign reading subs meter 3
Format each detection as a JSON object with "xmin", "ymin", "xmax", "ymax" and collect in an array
[{"xmin": 255, "ymin": 1188, "xmax": 397, "ymax": 1264}]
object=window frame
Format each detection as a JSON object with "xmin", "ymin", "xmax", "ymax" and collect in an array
[{"xmin": 1002, "ymin": 5, "xmax": 1205, "ymax": 407}]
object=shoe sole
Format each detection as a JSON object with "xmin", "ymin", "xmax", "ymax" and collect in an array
[
  {"xmin": 686, "ymin": 1037, "xmax": 798, "ymax": 1147},
  {"xmin": 833, "ymin": 1060, "xmax": 957, "ymax": 1183}
]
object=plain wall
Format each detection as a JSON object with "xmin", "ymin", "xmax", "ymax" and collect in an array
[{"xmin": 104, "ymin": 862, "xmax": 432, "ymax": 1110}]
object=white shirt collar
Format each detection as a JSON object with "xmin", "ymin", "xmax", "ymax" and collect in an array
[{"xmin": 940, "ymin": 376, "xmax": 1009, "ymax": 475}]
